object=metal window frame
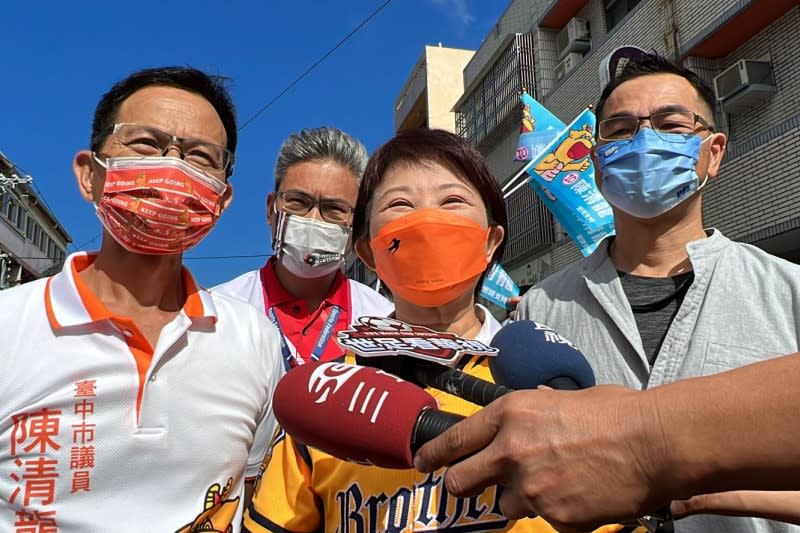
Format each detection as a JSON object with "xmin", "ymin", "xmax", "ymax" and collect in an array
[
  {"xmin": 501, "ymin": 179, "xmax": 555, "ymax": 265},
  {"xmin": 456, "ymin": 33, "xmax": 537, "ymax": 148}
]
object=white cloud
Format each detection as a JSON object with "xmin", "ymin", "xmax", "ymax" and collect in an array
[{"xmin": 429, "ymin": 0, "xmax": 475, "ymax": 29}]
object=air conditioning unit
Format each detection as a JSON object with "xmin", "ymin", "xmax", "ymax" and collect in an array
[
  {"xmin": 554, "ymin": 53, "xmax": 584, "ymax": 82},
  {"xmin": 557, "ymin": 17, "xmax": 590, "ymax": 59},
  {"xmin": 713, "ymin": 59, "xmax": 777, "ymax": 114}
]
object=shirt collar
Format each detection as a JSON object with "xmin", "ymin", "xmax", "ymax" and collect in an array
[
  {"xmin": 262, "ymin": 256, "xmax": 349, "ymax": 310},
  {"xmin": 45, "ymin": 251, "xmax": 217, "ymax": 330},
  {"xmin": 583, "ymin": 230, "xmax": 727, "ymax": 276}
]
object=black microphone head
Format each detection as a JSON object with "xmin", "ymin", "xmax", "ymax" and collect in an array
[
  {"xmin": 489, "ymin": 320, "xmax": 596, "ymax": 390},
  {"xmin": 355, "ymin": 354, "xmax": 420, "ymax": 386}
]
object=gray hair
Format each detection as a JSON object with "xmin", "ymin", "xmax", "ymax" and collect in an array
[{"xmin": 274, "ymin": 127, "xmax": 368, "ymax": 190}]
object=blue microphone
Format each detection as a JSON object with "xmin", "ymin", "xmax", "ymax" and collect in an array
[{"xmin": 489, "ymin": 320, "xmax": 596, "ymax": 390}]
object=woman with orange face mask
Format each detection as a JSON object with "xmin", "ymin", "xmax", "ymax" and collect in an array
[{"xmin": 244, "ymin": 129, "xmax": 637, "ymax": 533}]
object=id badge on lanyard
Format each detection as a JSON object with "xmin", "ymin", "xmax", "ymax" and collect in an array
[{"xmin": 267, "ymin": 306, "xmax": 341, "ymax": 371}]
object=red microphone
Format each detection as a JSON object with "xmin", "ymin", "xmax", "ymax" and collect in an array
[{"xmin": 273, "ymin": 361, "xmax": 464, "ymax": 469}]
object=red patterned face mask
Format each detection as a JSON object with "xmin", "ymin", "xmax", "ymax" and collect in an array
[{"xmin": 93, "ymin": 156, "xmax": 228, "ymax": 255}]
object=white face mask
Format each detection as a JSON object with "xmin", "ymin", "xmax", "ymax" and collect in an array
[{"xmin": 273, "ymin": 209, "xmax": 351, "ymax": 279}]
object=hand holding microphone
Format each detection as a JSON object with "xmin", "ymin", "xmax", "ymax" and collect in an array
[
  {"xmin": 274, "ymin": 322, "xmax": 673, "ymax": 532},
  {"xmin": 414, "ymin": 320, "xmax": 677, "ymax": 533}
]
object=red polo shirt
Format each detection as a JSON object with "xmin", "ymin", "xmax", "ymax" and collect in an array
[{"xmin": 260, "ymin": 257, "xmax": 350, "ymax": 365}]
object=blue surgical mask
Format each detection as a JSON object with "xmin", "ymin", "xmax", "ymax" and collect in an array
[{"xmin": 596, "ymin": 128, "xmax": 710, "ymax": 219}]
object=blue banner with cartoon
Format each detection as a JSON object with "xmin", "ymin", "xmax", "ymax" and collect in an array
[
  {"xmin": 479, "ymin": 263, "xmax": 519, "ymax": 309},
  {"xmin": 515, "ymin": 91, "xmax": 564, "ymax": 162},
  {"xmin": 528, "ymin": 108, "xmax": 614, "ymax": 255},
  {"xmin": 512, "ymin": 92, "xmax": 614, "ymax": 256}
]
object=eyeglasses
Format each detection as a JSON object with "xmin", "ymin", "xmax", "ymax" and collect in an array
[
  {"xmin": 111, "ymin": 123, "xmax": 234, "ymax": 174},
  {"xmin": 598, "ymin": 110, "xmax": 714, "ymax": 142},
  {"xmin": 276, "ymin": 190, "xmax": 354, "ymax": 224}
]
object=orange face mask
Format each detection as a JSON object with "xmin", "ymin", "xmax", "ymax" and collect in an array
[{"xmin": 369, "ymin": 208, "xmax": 491, "ymax": 307}]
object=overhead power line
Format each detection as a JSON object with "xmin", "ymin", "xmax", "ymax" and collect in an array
[{"xmin": 238, "ymin": 0, "xmax": 394, "ymax": 131}]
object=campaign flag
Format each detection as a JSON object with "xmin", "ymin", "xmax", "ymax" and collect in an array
[
  {"xmin": 529, "ymin": 180, "xmax": 612, "ymax": 256},
  {"xmin": 515, "ymin": 91, "xmax": 564, "ymax": 161},
  {"xmin": 509, "ymin": 95, "xmax": 615, "ymax": 256},
  {"xmin": 479, "ymin": 263, "xmax": 519, "ymax": 309},
  {"xmin": 527, "ymin": 108, "xmax": 615, "ymax": 255}
]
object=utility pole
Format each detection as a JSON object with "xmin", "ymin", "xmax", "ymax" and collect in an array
[
  {"xmin": 0, "ymin": 252, "xmax": 9, "ymax": 290},
  {"xmin": 0, "ymin": 172, "xmax": 32, "ymax": 194}
]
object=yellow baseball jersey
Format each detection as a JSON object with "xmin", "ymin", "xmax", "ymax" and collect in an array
[{"xmin": 244, "ymin": 352, "xmax": 644, "ymax": 533}]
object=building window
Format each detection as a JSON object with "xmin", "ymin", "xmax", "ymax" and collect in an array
[
  {"xmin": 26, "ymin": 215, "xmax": 35, "ymax": 240},
  {"xmin": 0, "ymin": 192, "xmax": 9, "ymax": 218},
  {"xmin": 6, "ymin": 198, "xmax": 16, "ymax": 222},
  {"xmin": 15, "ymin": 204, "xmax": 24, "ymax": 231},
  {"xmin": 456, "ymin": 33, "xmax": 537, "ymax": 147},
  {"xmin": 604, "ymin": 0, "xmax": 643, "ymax": 31}
]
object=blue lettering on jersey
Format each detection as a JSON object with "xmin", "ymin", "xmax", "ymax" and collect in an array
[
  {"xmin": 365, "ymin": 493, "xmax": 388, "ymax": 533},
  {"xmin": 387, "ymin": 487, "xmax": 412, "ymax": 533},
  {"xmin": 336, "ymin": 484, "xmax": 365, "ymax": 533},
  {"xmin": 335, "ymin": 472, "xmax": 509, "ymax": 532}
]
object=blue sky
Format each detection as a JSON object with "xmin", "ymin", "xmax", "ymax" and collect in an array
[{"xmin": 1, "ymin": 0, "xmax": 508, "ymax": 287}]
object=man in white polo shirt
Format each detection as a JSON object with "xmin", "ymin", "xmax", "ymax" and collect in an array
[{"xmin": 0, "ymin": 66, "xmax": 283, "ymax": 532}]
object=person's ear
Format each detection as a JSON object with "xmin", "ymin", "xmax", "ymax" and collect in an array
[
  {"xmin": 74, "ymin": 150, "xmax": 101, "ymax": 203},
  {"xmin": 355, "ymin": 238, "xmax": 376, "ymax": 271},
  {"xmin": 485, "ymin": 225, "xmax": 505, "ymax": 262},
  {"xmin": 703, "ymin": 132, "xmax": 727, "ymax": 181}
]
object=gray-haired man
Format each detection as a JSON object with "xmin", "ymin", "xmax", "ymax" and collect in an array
[{"xmin": 214, "ymin": 127, "xmax": 392, "ymax": 370}]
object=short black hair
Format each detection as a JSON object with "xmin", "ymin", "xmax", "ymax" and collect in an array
[
  {"xmin": 595, "ymin": 53, "xmax": 717, "ymax": 124},
  {"xmin": 90, "ymin": 66, "xmax": 237, "ymax": 174},
  {"xmin": 354, "ymin": 128, "xmax": 507, "ymax": 264}
]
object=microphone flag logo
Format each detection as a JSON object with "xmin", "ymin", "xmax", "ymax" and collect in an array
[
  {"xmin": 307, "ymin": 362, "xmax": 363, "ymax": 403},
  {"xmin": 337, "ymin": 316, "xmax": 498, "ymax": 367}
]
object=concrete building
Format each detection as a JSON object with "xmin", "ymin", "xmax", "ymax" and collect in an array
[
  {"xmin": 395, "ymin": 44, "xmax": 476, "ymax": 132},
  {"xmin": 449, "ymin": 0, "xmax": 800, "ymax": 287},
  {"xmin": 346, "ymin": 44, "xmax": 475, "ymax": 288},
  {"xmin": 0, "ymin": 150, "xmax": 71, "ymax": 289}
]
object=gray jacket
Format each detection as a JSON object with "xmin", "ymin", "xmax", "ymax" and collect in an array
[{"xmin": 518, "ymin": 229, "xmax": 800, "ymax": 533}]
